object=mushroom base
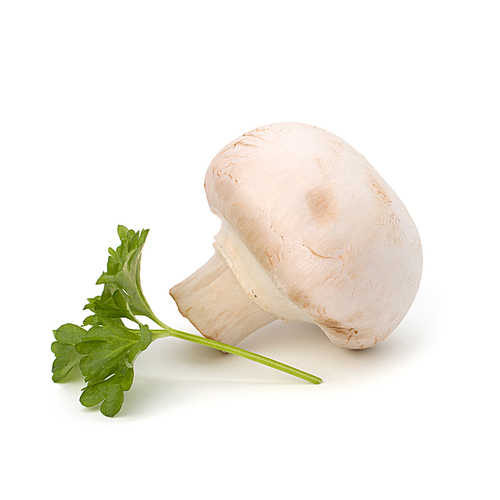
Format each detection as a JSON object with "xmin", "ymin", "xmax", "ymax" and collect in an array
[{"xmin": 169, "ymin": 251, "xmax": 277, "ymax": 345}]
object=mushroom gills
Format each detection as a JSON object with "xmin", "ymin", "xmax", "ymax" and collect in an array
[{"xmin": 170, "ymin": 222, "xmax": 312, "ymax": 345}]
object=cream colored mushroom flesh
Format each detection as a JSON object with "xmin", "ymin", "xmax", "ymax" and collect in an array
[{"xmin": 170, "ymin": 123, "xmax": 423, "ymax": 349}]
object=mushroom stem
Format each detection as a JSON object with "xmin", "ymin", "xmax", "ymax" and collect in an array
[{"xmin": 170, "ymin": 251, "xmax": 277, "ymax": 345}]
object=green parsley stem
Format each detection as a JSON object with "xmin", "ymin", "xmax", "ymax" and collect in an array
[{"xmin": 146, "ymin": 323, "xmax": 322, "ymax": 385}]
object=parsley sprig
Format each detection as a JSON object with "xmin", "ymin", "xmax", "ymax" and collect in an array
[{"xmin": 52, "ymin": 226, "xmax": 322, "ymax": 417}]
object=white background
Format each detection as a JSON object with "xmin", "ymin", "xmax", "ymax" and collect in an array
[{"xmin": 1, "ymin": 1, "xmax": 499, "ymax": 499}]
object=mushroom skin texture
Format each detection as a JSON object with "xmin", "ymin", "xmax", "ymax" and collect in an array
[{"xmin": 170, "ymin": 123, "xmax": 423, "ymax": 349}]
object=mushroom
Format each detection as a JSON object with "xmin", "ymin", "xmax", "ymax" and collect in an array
[{"xmin": 170, "ymin": 123, "xmax": 422, "ymax": 349}]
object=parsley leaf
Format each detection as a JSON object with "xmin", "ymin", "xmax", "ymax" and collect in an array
[
  {"xmin": 79, "ymin": 372, "xmax": 133, "ymax": 417},
  {"xmin": 93, "ymin": 226, "xmax": 154, "ymax": 320},
  {"xmin": 76, "ymin": 319, "xmax": 152, "ymax": 417},
  {"xmin": 51, "ymin": 324, "xmax": 86, "ymax": 382}
]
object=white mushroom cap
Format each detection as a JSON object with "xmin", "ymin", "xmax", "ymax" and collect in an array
[{"xmin": 170, "ymin": 123, "xmax": 422, "ymax": 349}]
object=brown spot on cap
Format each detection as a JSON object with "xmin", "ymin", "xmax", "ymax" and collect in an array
[{"xmin": 306, "ymin": 188, "xmax": 336, "ymax": 224}]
